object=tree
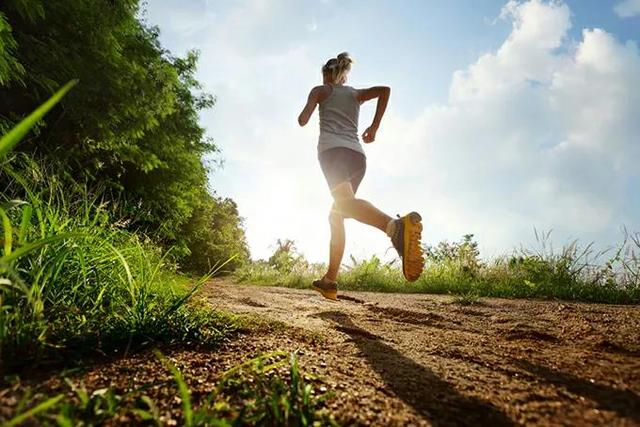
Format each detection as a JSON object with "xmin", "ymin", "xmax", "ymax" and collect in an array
[
  {"xmin": 180, "ymin": 196, "xmax": 250, "ymax": 274},
  {"xmin": 0, "ymin": 0, "xmax": 250, "ymax": 272}
]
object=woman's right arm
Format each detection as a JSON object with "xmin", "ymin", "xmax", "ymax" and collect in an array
[
  {"xmin": 357, "ymin": 86, "xmax": 391, "ymax": 143},
  {"xmin": 298, "ymin": 85, "xmax": 331, "ymax": 126},
  {"xmin": 298, "ymin": 86, "xmax": 321, "ymax": 127}
]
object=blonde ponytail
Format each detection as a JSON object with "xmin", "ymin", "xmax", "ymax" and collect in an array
[{"xmin": 322, "ymin": 52, "xmax": 353, "ymax": 84}]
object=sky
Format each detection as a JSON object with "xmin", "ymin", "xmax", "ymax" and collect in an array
[{"xmin": 144, "ymin": 0, "xmax": 640, "ymax": 262}]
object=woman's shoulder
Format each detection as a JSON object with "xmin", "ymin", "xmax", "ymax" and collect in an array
[
  {"xmin": 314, "ymin": 84, "xmax": 333, "ymax": 103},
  {"xmin": 344, "ymin": 85, "xmax": 360, "ymax": 96}
]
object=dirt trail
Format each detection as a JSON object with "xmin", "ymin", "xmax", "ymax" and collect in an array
[{"xmin": 204, "ymin": 280, "xmax": 640, "ymax": 426}]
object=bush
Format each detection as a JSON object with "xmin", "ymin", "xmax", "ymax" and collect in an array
[
  {"xmin": 0, "ymin": 158, "xmax": 237, "ymax": 368},
  {"xmin": 179, "ymin": 195, "xmax": 250, "ymax": 274},
  {"xmin": 235, "ymin": 239, "xmax": 324, "ymax": 288}
]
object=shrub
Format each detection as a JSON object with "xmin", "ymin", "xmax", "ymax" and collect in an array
[{"xmin": 0, "ymin": 158, "xmax": 237, "ymax": 367}]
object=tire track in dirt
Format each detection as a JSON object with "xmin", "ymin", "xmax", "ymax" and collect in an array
[{"xmin": 204, "ymin": 280, "xmax": 640, "ymax": 426}]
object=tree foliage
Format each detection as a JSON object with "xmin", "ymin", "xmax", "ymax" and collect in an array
[
  {"xmin": 0, "ymin": 0, "xmax": 249, "ymax": 272},
  {"xmin": 180, "ymin": 197, "xmax": 250, "ymax": 273}
]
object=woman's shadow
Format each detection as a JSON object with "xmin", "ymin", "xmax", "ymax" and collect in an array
[{"xmin": 315, "ymin": 310, "xmax": 513, "ymax": 427}]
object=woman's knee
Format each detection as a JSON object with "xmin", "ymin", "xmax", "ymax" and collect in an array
[
  {"xmin": 333, "ymin": 196, "xmax": 356, "ymax": 216},
  {"xmin": 328, "ymin": 208, "xmax": 343, "ymax": 226},
  {"xmin": 331, "ymin": 181, "xmax": 355, "ymax": 200}
]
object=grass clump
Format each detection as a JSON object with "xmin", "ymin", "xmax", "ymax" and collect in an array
[
  {"xmin": 4, "ymin": 351, "xmax": 335, "ymax": 426},
  {"xmin": 452, "ymin": 291, "xmax": 482, "ymax": 306},
  {"xmin": 209, "ymin": 351, "xmax": 334, "ymax": 426},
  {"xmin": 0, "ymin": 157, "xmax": 238, "ymax": 368}
]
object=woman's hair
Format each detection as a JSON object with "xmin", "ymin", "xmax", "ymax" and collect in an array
[{"xmin": 322, "ymin": 52, "xmax": 353, "ymax": 84}]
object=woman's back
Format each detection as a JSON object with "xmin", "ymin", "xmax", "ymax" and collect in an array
[{"xmin": 318, "ymin": 84, "xmax": 364, "ymax": 155}]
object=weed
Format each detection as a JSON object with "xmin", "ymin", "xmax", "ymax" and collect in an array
[
  {"xmin": 3, "ymin": 351, "xmax": 335, "ymax": 426},
  {"xmin": 452, "ymin": 291, "xmax": 482, "ymax": 306}
]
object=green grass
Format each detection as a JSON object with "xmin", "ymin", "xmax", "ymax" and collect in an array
[
  {"xmin": 452, "ymin": 290, "xmax": 483, "ymax": 306},
  {"xmin": 4, "ymin": 351, "xmax": 336, "ymax": 426},
  {"xmin": 235, "ymin": 233, "xmax": 640, "ymax": 304},
  {"xmin": 0, "ymin": 155, "xmax": 239, "ymax": 368}
]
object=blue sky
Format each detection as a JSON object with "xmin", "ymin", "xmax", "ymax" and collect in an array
[{"xmin": 145, "ymin": 0, "xmax": 640, "ymax": 262}]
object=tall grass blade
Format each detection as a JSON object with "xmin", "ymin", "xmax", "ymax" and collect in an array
[
  {"xmin": 0, "ymin": 207, "xmax": 12, "ymax": 256},
  {"xmin": 4, "ymin": 394, "xmax": 64, "ymax": 427},
  {"xmin": 162, "ymin": 254, "xmax": 237, "ymax": 318},
  {"xmin": 18, "ymin": 204, "xmax": 33, "ymax": 244},
  {"xmin": 1, "ymin": 233, "xmax": 76, "ymax": 263}
]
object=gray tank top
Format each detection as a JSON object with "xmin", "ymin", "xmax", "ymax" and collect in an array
[{"xmin": 317, "ymin": 84, "xmax": 365, "ymax": 156}]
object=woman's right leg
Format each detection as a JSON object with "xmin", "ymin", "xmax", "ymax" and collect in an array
[
  {"xmin": 324, "ymin": 205, "xmax": 345, "ymax": 282},
  {"xmin": 322, "ymin": 181, "xmax": 391, "ymax": 284},
  {"xmin": 331, "ymin": 183, "xmax": 425, "ymax": 282},
  {"xmin": 331, "ymin": 181, "xmax": 393, "ymax": 232}
]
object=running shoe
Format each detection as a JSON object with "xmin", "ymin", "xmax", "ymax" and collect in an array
[
  {"xmin": 390, "ymin": 212, "xmax": 424, "ymax": 282},
  {"xmin": 312, "ymin": 277, "xmax": 338, "ymax": 301}
]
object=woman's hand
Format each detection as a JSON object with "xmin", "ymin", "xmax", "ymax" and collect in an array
[
  {"xmin": 362, "ymin": 125, "xmax": 378, "ymax": 143},
  {"xmin": 357, "ymin": 86, "xmax": 390, "ymax": 143}
]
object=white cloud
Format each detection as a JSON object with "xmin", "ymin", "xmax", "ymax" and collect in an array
[
  {"xmin": 614, "ymin": 0, "xmax": 640, "ymax": 18},
  {"xmin": 356, "ymin": 0, "xmax": 640, "ymax": 259}
]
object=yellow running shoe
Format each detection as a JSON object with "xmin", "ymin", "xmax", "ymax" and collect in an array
[
  {"xmin": 389, "ymin": 212, "xmax": 424, "ymax": 282},
  {"xmin": 312, "ymin": 277, "xmax": 338, "ymax": 301}
]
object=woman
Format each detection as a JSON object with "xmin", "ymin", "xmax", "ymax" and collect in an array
[{"xmin": 298, "ymin": 52, "xmax": 424, "ymax": 301}]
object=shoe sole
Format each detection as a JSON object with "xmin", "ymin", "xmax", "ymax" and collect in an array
[
  {"xmin": 402, "ymin": 212, "xmax": 424, "ymax": 282},
  {"xmin": 312, "ymin": 285, "xmax": 338, "ymax": 301}
]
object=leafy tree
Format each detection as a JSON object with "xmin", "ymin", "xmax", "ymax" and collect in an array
[
  {"xmin": 0, "ymin": 13, "xmax": 23, "ymax": 87},
  {"xmin": 180, "ymin": 196, "xmax": 250, "ymax": 273},
  {"xmin": 0, "ymin": 0, "xmax": 249, "ymax": 272}
]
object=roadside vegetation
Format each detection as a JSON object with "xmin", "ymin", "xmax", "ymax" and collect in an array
[
  {"xmin": 236, "ymin": 233, "xmax": 640, "ymax": 304},
  {"xmin": 0, "ymin": 0, "xmax": 250, "ymax": 368},
  {"xmin": 0, "ymin": 153, "xmax": 239, "ymax": 367}
]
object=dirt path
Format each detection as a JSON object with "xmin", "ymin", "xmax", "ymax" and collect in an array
[{"xmin": 203, "ymin": 280, "xmax": 640, "ymax": 426}]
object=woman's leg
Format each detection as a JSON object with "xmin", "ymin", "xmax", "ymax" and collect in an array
[
  {"xmin": 331, "ymin": 181, "xmax": 392, "ymax": 232},
  {"xmin": 324, "ymin": 204, "xmax": 345, "ymax": 282},
  {"xmin": 323, "ymin": 181, "xmax": 394, "ymax": 281}
]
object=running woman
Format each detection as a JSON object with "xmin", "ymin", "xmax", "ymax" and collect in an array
[{"xmin": 297, "ymin": 52, "xmax": 424, "ymax": 301}]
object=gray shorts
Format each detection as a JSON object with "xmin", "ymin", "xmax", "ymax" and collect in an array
[{"xmin": 318, "ymin": 147, "xmax": 366, "ymax": 193}]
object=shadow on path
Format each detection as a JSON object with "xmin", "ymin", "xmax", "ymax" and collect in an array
[
  {"xmin": 316, "ymin": 311, "xmax": 513, "ymax": 427},
  {"xmin": 515, "ymin": 360, "xmax": 640, "ymax": 422}
]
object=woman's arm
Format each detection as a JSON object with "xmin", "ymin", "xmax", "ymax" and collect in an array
[
  {"xmin": 356, "ymin": 86, "xmax": 391, "ymax": 143},
  {"xmin": 298, "ymin": 86, "xmax": 323, "ymax": 126}
]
